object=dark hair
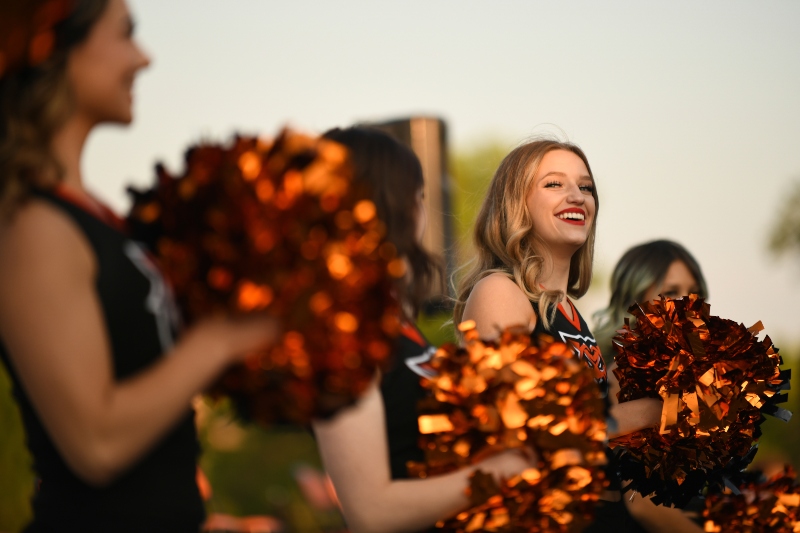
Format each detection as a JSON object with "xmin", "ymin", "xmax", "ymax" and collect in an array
[
  {"xmin": 322, "ymin": 126, "xmax": 441, "ymax": 316},
  {"xmin": 593, "ymin": 239, "xmax": 708, "ymax": 362},
  {"xmin": 0, "ymin": 0, "xmax": 110, "ymax": 216}
]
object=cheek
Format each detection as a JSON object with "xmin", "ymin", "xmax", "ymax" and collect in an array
[
  {"xmin": 587, "ymin": 197, "xmax": 598, "ymax": 221},
  {"xmin": 641, "ymin": 286, "xmax": 658, "ymax": 303},
  {"xmin": 526, "ymin": 192, "xmax": 549, "ymax": 229}
]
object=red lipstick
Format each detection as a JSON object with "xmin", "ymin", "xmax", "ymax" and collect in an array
[{"xmin": 554, "ymin": 207, "xmax": 586, "ymax": 226}]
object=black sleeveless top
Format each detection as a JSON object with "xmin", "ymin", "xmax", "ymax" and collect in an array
[
  {"xmin": 380, "ymin": 322, "xmax": 436, "ymax": 480},
  {"xmin": 0, "ymin": 190, "xmax": 204, "ymax": 532},
  {"xmin": 532, "ymin": 299, "xmax": 608, "ymax": 398},
  {"xmin": 533, "ymin": 301, "xmax": 651, "ymax": 533}
]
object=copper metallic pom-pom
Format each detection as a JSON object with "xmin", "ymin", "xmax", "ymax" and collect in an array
[
  {"xmin": 610, "ymin": 295, "xmax": 791, "ymax": 507},
  {"xmin": 408, "ymin": 323, "xmax": 608, "ymax": 532},
  {"xmin": 703, "ymin": 466, "xmax": 800, "ymax": 532},
  {"xmin": 126, "ymin": 131, "xmax": 401, "ymax": 425}
]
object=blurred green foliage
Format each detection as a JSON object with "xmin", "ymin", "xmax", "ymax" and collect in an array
[
  {"xmin": 0, "ymin": 364, "xmax": 33, "ymax": 532},
  {"xmin": 769, "ymin": 181, "xmax": 800, "ymax": 258},
  {"xmin": 448, "ymin": 141, "xmax": 510, "ymax": 269}
]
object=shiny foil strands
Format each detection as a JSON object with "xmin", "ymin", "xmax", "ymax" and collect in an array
[
  {"xmin": 610, "ymin": 295, "xmax": 792, "ymax": 507},
  {"xmin": 703, "ymin": 466, "xmax": 800, "ymax": 533},
  {"xmin": 127, "ymin": 132, "xmax": 400, "ymax": 425},
  {"xmin": 408, "ymin": 323, "xmax": 608, "ymax": 532}
]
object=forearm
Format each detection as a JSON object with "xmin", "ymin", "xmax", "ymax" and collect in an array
[
  {"xmin": 608, "ymin": 398, "xmax": 661, "ymax": 438},
  {"xmin": 314, "ymin": 380, "xmax": 532, "ymax": 533},
  {"xmin": 336, "ymin": 469, "xmax": 475, "ymax": 533},
  {"xmin": 83, "ymin": 333, "xmax": 230, "ymax": 484},
  {"xmin": 626, "ymin": 495, "xmax": 704, "ymax": 533}
]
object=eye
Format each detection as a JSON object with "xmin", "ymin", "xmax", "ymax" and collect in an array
[
  {"xmin": 544, "ymin": 181, "xmax": 561, "ymax": 188},
  {"xmin": 579, "ymin": 184, "xmax": 594, "ymax": 193}
]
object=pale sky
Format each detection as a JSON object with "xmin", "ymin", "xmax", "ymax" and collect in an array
[{"xmin": 84, "ymin": 0, "xmax": 800, "ymax": 343}]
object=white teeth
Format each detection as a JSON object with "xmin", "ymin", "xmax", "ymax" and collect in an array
[{"xmin": 557, "ymin": 212, "xmax": 585, "ymax": 220}]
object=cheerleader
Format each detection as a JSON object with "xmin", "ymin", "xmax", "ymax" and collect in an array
[
  {"xmin": 593, "ymin": 240, "xmax": 707, "ymax": 533},
  {"xmin": 454, "ymin": 139, "xmax": 663, "ymax": 531},
  {"xmin": 312, "ymin": 127, "xmax": 534, "ymax": 533},
  {"xmin": 0, "ymin": 1, "xmax": 277, "ymax": 530}
]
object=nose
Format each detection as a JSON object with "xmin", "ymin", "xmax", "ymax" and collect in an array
[
  {"xmin": 566, "ymin": 182, "xmax": 585, "ymax": 204},
  {"xmin": 135, "ymin": 42, "xmax": 152, "ymax": 71}
]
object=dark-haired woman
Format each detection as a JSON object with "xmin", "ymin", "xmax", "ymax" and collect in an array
[
  {"xmin": 594, "ymin": 240, "xmax": 707, "ymax": 533},
  {"xmin": 0, "ymin": 1, "xmax": 277, "ymax": 530},
  {"xmin": 312, "ymin": 127, "xmax": 533, "ymax": 533}
]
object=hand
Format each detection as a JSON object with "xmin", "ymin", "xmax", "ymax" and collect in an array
[
  {"xmin": 479, "ymin": 447, "xmax": 539, "ymax": 484},
  {"xmin": 182, "ymin": 314, "xmax": 280, "ymax": 365}
]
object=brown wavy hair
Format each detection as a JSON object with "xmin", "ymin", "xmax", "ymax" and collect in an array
[
  {"xmin": 0, "ymin": 0, "xmax": 109, "ymax": 217},
  {"xmin": 453, "ymin": 139, "xmax": 599, "ymax": 330},
  {"xmin": 323, "ymin": 127, "xmax": 442, "ymax": 317}
]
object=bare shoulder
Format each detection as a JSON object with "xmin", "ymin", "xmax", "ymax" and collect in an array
[
  {"xmin": 0, "ymin": 199, "xmax": 94, "ymax": 294},
  {"xmin": 462, "ymin": 272, "xmax": 536, "ymax": 339}
]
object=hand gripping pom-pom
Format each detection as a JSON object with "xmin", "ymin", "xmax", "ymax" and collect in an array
[
  {"xmin": 610, "ymin": 295, "xmax": 792, "ymax": 507},
  {"xmin": 408, "ymin": 323, "xmax": 608, "ymax": 532},
  {"xmin": 126, "ymin": 131, "xmax": 401, "ymax": 425}
]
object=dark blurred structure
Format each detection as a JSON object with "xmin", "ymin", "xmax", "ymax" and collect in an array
[{"xmin": 368, "ymin": 117, "xmax": 454, "ymax": 311}]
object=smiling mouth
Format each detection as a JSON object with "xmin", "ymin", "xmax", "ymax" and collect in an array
[{"xmin": 555, "ymin": 210, "xmax": 586, "ymax": 225}]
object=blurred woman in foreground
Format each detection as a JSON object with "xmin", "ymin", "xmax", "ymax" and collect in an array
[{"xmin": 0, "ymin": 1, "xmax": 276, "ymax": 529}]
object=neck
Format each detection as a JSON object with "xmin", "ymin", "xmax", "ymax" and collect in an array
[
  {"xmin": 538, "ymin": 250, "xmax": 574, "ymax": 297},
  {"xmin": 50, "ymin": 113, "xmax": 94, "ymax": 190}
]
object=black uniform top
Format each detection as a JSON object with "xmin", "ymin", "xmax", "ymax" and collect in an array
[
  {"xmin": 533, "ymin": 300, "xmax": 649, "ymax": 533},
  {"xmin": 380, "ymin": 321, "xmax": 436, "ymax": 481},
  {"xmin": 0, "ymin": 188, "xmax": 204, "ymax": 532},
  {"xmin": 378, "ymin": 322, "xmax": 438, "ymax": 533},
  {"xmin": 532, "ymin": 298, "xmax": 608, "ymax": 398}
]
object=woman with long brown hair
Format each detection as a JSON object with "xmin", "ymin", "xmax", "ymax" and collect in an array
[
  {"xmin": 0, "ymin": 1, "xmax": 277, "ymax": 530},
  {"xmin": 454, "ymin": 139, "xmax": 663, "ymax": 531},
  {"xmin": 594, "ymin": 239, "xmax": 708, "ymax": 533},
  {"xmin": 312, "ymin": 127, "xmax": 534, "ymax": 533}
]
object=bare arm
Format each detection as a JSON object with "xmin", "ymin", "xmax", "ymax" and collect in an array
[
  {"xmin": 0, "ymin": 202, "xmax": 277, "ymax": 486},
  {"xmin": 609, "ymin": 369, "xmax": 702, "ymax": 532},
  {"xmin": 625, "ymin": 492, "xmax": 704, "ymax": 533},
  {"xmin": 461, "ymin": 273, "xmax": 536, "ymax": 339},
  {"xmin": 312, "ymin": 381, "xmax": 533, "ymax": 533},
  {"xmin": 607, "ymin": 370, "xmax": 661, "ymax": 438}
]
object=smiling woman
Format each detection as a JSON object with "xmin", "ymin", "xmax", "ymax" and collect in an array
[
  {"xmin": 0, "ymin": 1, "xmax": 278, "ymax": 530},
  {"xmin": 453, "ymin": 138, "xmax": 663, "ymax": 532}
]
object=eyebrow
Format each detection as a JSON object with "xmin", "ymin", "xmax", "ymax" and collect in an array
[{"xmin": 537, "ymin": 171, "xmax": 593, "ymax": 181}]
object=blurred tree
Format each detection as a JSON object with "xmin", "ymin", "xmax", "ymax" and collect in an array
[
  {"xmin": 0, "ymin": 365, "xmax": 33, "ymax": 531},
  {"xmin": 769, "ymin": 181, "xmax": 800, "ymax": 258},
  {"xmin": 448, "ymin": 141, "xmax": 510, "ymax": 270},
  {"xmin": 416, "ymin": 140, "xmax": 511, "ymax": 346}
]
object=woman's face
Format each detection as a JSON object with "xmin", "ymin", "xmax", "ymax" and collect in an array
[
  {"xmin": 66, "ymin": 0, "xmax": 150, "ymax": 126},
  {"xmin": 526, "ymin": 149, "xmax": 596, "ymax": 254},
  {"xmin": 642, "ymin": 259, "xmax": 700, "ymax": 302}
]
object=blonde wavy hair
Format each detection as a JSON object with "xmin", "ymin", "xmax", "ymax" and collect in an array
[{"xmin": 453, "ymin": 139, "xmax": 599, "ymax": 330}]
